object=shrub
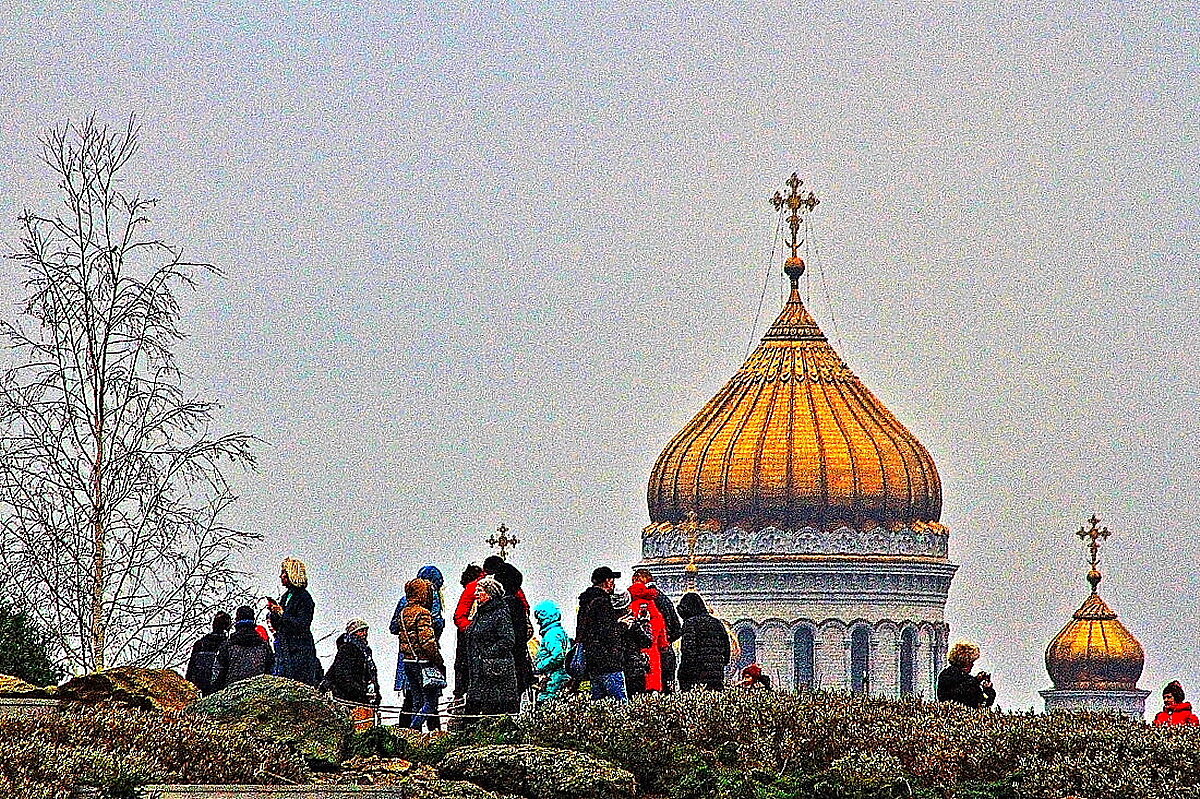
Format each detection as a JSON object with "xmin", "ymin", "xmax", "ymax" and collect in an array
[
  {"xmin": 0, "ymin": 705, "xmax": 308, "ymax": 797},
  {"xmin": 0, "ymin": 601, "xmax": 64, "ymax": 686},
  {"xmin": 513, "ymin": 689, "xmax": 1200, "ymax": 799}
]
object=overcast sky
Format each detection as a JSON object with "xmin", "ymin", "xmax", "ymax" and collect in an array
[{"xmin": 0, "ymin": 2, "xmax": 1196, "ymax": 710}]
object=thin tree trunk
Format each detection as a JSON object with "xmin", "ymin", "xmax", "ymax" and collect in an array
[{"xmin": 91, "ymin": 417, "xmax": 105, "ymax": 670}]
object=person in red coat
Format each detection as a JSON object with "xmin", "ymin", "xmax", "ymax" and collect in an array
[
  {"xmin": 1154, "ymin": 681, "xmax": 1200, "ymax": 726},
  {"xmin": 628, "ymin": 580, "xmax": 669, "ymax": 693}
]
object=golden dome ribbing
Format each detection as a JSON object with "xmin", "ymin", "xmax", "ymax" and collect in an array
[
  {"xmin": 647, "ymin": 278, "xmax": 941, "ymax": 532},
  {"xmin": 1045, "ymin": 592, "xmax": 1145, "ymax": 691}
]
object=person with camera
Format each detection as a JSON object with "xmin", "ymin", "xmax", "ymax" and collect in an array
[{"xmin": 937, "ymin": 640, "xmax": 996, "ymax": 708}]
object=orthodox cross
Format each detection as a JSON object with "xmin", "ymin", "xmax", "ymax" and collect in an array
[
  {"xmin": 1075, "ymin": 514, "xmax": 1111, "ymax": 592},
  {"xmin": 487, "ymin": 523, "xmax": 520, "ymax": 560},
  {"xmin": 683, "ymin": 509, "xmax": 701, "ymax": 592},
  {"xmin": 770, "ymin": 172, "xmax": 820, "ymax": 280}
]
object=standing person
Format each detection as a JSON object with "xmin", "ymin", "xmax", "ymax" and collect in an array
[
  {"xmin": 322, "ymin": 618, "xmax": 381, "ymax": 705},
  {"xmin": 390, "ymin": 565, "xmax": 447, "ymax": 724},
  {"xmin": 936, "ymin": 641, "xmax": 996, "ymax": 708},
  {"xmin": 266, "ymin": 557, "xmax": 323, "ymax": 687},
  {"xmin": 451, "ymin": 563, "xmax": 483, "ymax": 701},
  {"xmin": 632, "ymin": 568, "xmax": 682, "ymax": 691},
  {"xmin": 395, "ymin": 578, "xmax": 446, "ymax": 731},
  {"xmin": 464, "ymin": 576, "xmax": 518, "ymax": 720},
  {"xmin": 614, "ymin": 590, "xmax": 654, "ymax": 695},
  {"xmin": 628, "ymin": 579, "xmax": 669, "ymax": 693},
  {"xmin": 677, "ymin": 592, "xmax": 730, "ymax": 692},
  {"xmin": 493, "ymin": 561, "xmax": 535, "ymax": 698},
  {"xmin": 454, "ymin": 556, "xmax": 530, "ymax": 635},
  {"xmin": 532, "ymin": 600, "xmax": 571, "ymax": 703},
  {"xmin": 576, "ymin": 566, "xmax": 627, "ymax": 701},
  {"xmin": 1154, "ymin": 681, "xmax": 1199, "ymax": 726},
  {"xmin": 185, "ymin": 611, "xmax": 231, "ymax": 696},
  {"xmin": 212, "ymin": 606, "xmax": 275, "ymax": 692}
]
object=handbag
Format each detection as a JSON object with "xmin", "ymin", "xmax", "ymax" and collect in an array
[
  {"xmin": 566, "ymin": 641, "xmax": 586, "ymax": 679},
  {"xmin": 421, "ymin": 664, "xmax": 447, "ymax": 689}
]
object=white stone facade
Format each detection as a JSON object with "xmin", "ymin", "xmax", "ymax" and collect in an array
[
  {"xmin": 642, "ymin": 557, "xmax": 956, "ymax": 698},
  {"xmin": 1040, "ymin": 688, "xmax": 1149, "ymax": 719}
]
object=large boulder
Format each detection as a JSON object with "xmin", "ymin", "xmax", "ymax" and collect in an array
[
  {"xmin": 188, "ymin": 674, "xmax": 351, "ymax": 767},
  {"xmin": 320, "ymin": 757, "xmax": 507, "ymax": 797},
  {"xmin": 0, "ymin": 674, "xmax": 54, "ymax": 698},
  {"xmin": 55, "ymin": 666, "xmax": 198, "ymax": 710},
  {"xmin": 438, "ymin": 744, "xmax": 637, "ymax": 799}
]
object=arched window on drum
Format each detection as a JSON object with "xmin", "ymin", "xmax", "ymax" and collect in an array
[
  {"xmin": 733, "ymin": 626, "xmax": 757, "ymax": 674},
  {"xmin": 793, "ymin": 626, "xmax": 815, "ymax": 690},
  {"xmin": 899, "ymin": 627, "xmax": 918, "ymax": 696},
  {"xmin": 850, "ymin": 626, "xmax": 871, "ymax": 694}
]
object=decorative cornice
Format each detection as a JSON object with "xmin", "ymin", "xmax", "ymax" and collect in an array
[{"xmin": 642, "ymin": 520, "xmax": 950, "ymax": 561}]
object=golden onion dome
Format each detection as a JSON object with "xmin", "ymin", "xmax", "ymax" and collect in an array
[
  {"xmin": 1045, "ymin": 517, "xmax": 1145, "ymax": 691},
  {"xmin": 1045, "ymin": 592, "xmax": 1145, "ymax": 691},
  {"xmin": 647, "ymin": 274, "xmax": 941, "ymax": 532}
]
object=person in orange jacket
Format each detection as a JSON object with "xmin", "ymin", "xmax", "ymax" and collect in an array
[{"xmin": 1154, "ymin": 681, "xmax": 1200, "ymax": 726}]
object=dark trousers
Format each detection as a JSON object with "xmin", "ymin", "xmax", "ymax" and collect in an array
[
  {"xmin": 681, "ymin": 679, "xmax": 724, "ymax": 692},
  {"xmin": 453, "ymin": 629, "xmax": 470, "ymax": 698},
  {"xmin": 625, "ymin": 670, "xmax": 648, "ymax": 695},
  {"xmin": 661, "ymin": 647, "xmax": 678, "ymax": 691}
]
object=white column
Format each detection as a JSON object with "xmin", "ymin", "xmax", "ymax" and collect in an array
[
  {"xmin": 757, "ymin": 623, "xmax": 790, "ymax": 690},
  {"xmin": 817, "ymin": 621, "xmax": 847, "ymax": 691},
  {"xmin": 872, "ymin": 623, "xmax": 899, "ymax": 698},
  {"xmin": 917, "ymin": 625, "xmax": 937, "ymax": 699}
]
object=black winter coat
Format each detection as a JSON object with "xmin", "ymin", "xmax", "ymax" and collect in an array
[
  {"xmin": 620, "ymin": 615, "xmax": 654, "ymax": 673},
  {"xmin": 212, "ymin": 625, "xmax": 275, "ymax": 691},
  {"xmin": 653, "ymin": 590, "xmax": 683, "ymax": 643},
  {"xmin": 466, "ymin": 596, "xmax": 518, "ymax": 706},
  {"xmin": 576, "ymin": 585, "xmax": 623, "ymax": 677},
  {"xmin": 936, "ymin": 665, "xmax": 996, "ymax": 708},
  {"xmin": 677, "ymin": 593, "xmax": 730, "ymax": 686},
  {"xmin": 270, "ymin": 586, "xmax": 323, "ymax": 686},
  {"xmin": 185, "ymin": 631, "xmax": 227, "ymax": 695},
  {"xmin": 505, "ymin": 594, "xmax": 535, "ymax": 693},
  {"xmin": 324, "ymin": 633, "xmax": 380, "ymax": 704}
]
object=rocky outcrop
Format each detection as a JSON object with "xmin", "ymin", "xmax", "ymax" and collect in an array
[
  {"xmin": 189, "ymin": 674, "xmax": 351, "ymax": 767},
  {"xmin": 438, "ymin": 744, "xmax": 636, "ymax": 799},
  {"xmin": 56, "ymin": 667, "xmax": 198, "ymax": 710},
  {"xmin": 318, "ymin": 758, "xmax": 508, "ymax": 798}
]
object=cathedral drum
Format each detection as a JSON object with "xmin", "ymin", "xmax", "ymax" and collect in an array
[{"xmin": 638, "ymin": 173, "xmax": 957, "ymax": 698}]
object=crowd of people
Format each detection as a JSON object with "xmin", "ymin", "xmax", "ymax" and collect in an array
[
  {"xmin": 184, "ymin": 555, "xmax": 744, "ymax": 727},
  {"xmin": 184, "ymin": 555, "xmax": 1196, "ymax": 729}
]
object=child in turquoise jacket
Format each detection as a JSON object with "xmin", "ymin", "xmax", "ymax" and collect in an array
[{"xmin": 532, "ymin": 600, "xmax": 571, "ymax": 701}]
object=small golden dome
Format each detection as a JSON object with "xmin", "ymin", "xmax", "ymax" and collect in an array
[
  {"xmin": 647, "ymin": 282, "xmax": 941, "ymax": 531},
  {"xmin": 1045, "ymin": 592, "xmax": 1145, "ymax": 691}
]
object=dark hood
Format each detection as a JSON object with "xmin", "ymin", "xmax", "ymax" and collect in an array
[
  {"xmin": 493, "ymin": 562, "xmax": 523, "ymax": 594},
  {"xmin": 678, "ymin": 592, "xmax": 707, "ymax": 619}
]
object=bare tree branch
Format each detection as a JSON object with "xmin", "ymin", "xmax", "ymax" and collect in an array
[{"xmin": 0, "ymin": 115, "xmax": 260, "ymax": 673}]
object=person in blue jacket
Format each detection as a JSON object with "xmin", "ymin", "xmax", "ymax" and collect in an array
[{"xmin": 532, "ymin": 600, "xmax": 571, "ymax": 702}]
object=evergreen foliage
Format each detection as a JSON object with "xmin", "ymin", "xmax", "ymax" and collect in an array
[{"xmin": 0, "ymin": 601, "xmax": 63, "ymax": 685}]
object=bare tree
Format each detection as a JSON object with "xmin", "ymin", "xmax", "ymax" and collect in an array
[{"xmin": 0, "ymin": 115, "xmax": 259, "ymax": 673}]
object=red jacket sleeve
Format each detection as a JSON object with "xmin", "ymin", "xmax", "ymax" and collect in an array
[{"xmin": 454, "ymin": 578, "xmax": 479, "ymax": 632}]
